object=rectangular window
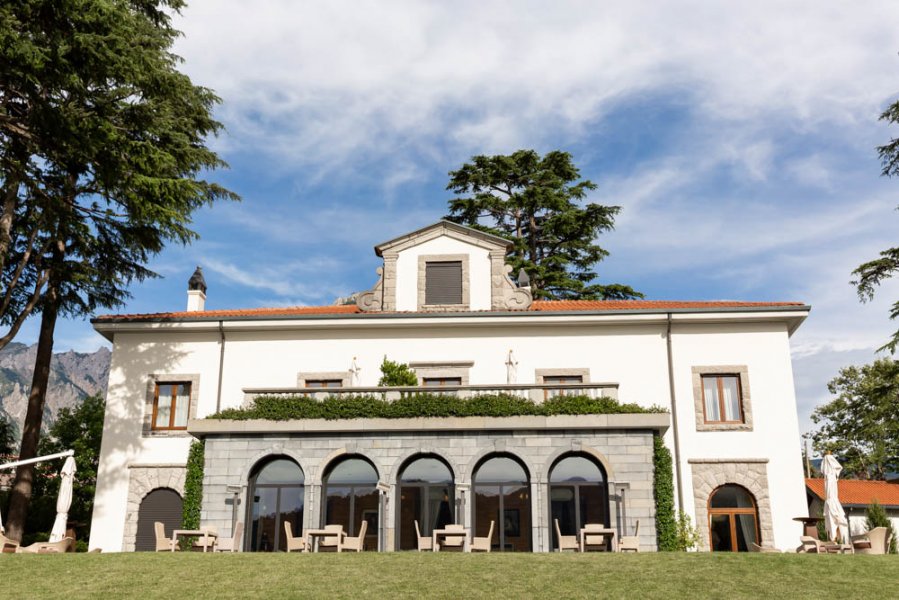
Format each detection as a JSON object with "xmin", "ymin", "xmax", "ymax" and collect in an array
[
  {"xmin": 701, "ymin": 375, "xmax": 743, "ymax": 423},
  {"xmin": 422, "ymin": 377, "xmax": 462, "ymax": 387},
  {"xmin": 543, "ymin": 375, "xmax": 583, "ymax": 399},
  {"xmin": 305, "ymin": 380, "xmax": 343, "ymax": 389},
  {"xmin": 425, "ymin": 261, "xmax": 463, "ymax": 305},
  {"xmin": 152, "ymin": 382, "xmax": 191, "ymax": 430}
]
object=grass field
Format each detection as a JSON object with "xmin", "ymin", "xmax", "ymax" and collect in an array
[{"xmin": 4, "ymin": 552, "xmax": 898, "ymax": 599}]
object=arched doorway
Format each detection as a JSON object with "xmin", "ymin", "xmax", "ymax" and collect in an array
[
  {"xmin": 135, "ymin": 488, "xmax": 182, "ymax": 551},
  {"xmin": 396, "ymin": 455, "xmax": 455, "ymax": 550},
  {"xmin": 247, "ymin": 456, "xmax": 305, "ymax": 552},
  {"xmin": 473, "ymin": 454, "xmax": 531, "ymax": 552},
  {"xmin": 708, "ymin": 484, "xmax": 759, "ymax": 552},
  {"xmin": 322, "ymin": 455, "xmax": 378, "ymax": 542},
  {"xmin": 548, "ymin": 454, "xmax": 609, "ymax": 551}
]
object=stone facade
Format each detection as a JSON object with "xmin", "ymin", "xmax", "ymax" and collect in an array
[
  {"xmin": 689, "ymin": 458, "xmax": 774, "ymax": 550},
  {"xmin": 122, "ymin": 465, "xmax": 187, "ymax": 552},
  {"xmin": 198, "ymin": 427, "xmax": 659, "ymax": 552}
]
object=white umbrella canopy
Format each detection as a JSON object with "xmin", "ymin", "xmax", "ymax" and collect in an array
[
  {"xmin": 48, "ymin": 456, "xmax": 76, "ymax": 543},
  {"xmin": 822, "ymin": 453, "xmax": 849, "ymax": 544},
  {"xmin": 505, "ymin": 350, "xmax": 518, "ymax": 385}
]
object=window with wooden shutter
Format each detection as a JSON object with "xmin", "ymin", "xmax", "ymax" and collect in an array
[{"xmin": 425, "ymin": 261, "xmax": 463, "ymax": 305}]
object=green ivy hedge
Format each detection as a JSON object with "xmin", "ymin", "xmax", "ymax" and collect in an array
[
  {"xmin": 180, "ymin": 440, "xmax": 205, "ymax": 549},
  {"xmin": 209, "ymin": 393, "xmax": 665, "ymax": 421},
  {"xmin": 653, "ymin": 434, "xmax": 677, "ymax": 551}
]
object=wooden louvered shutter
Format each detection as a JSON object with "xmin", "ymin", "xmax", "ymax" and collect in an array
[
  {"xmin": 135, "ymin": 488, "xmax": 183, "ymax": 551},
  {"xmin": 425, "ymin": 261, "xmax": 463, "ymax": 304}
]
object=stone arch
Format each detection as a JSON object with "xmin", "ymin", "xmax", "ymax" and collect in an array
[
  {"xmin": 314, "ymin": 447, "xmax": 386, "ymax": 487},
  {"xmin": 391, "ymin": 447, "xmax": 460, "ymax": 485},
  {"xmin": 462, "ymin": 446, "xmax": 535, "ymax": 484},
  {"xmin": 541, "ymin": 445, "xmax": 615, "ymax": 484},
  {"xmin": 123, "ymin": 465, "xmax": 186, "ymax": 552},
  {"xmin": 689, "ymin": 459, "xmax": 774, "ymax": 551},
  {"xmin": 239, "ymin": 447, "xmax": 309, "ymax": 487}
]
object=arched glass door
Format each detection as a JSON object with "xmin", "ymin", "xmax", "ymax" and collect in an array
[
  {"xmin": 548, "ymin": 454, "xmax": 609, "ymax": 550},
  {"xmin": 708, "ymin": 484, "xmax": 759, "ymax": 552},
  {"xmin": 473, "ymin": 454, "xmax": 531, "ymax": 552},
  {"xmin": 397, "ymin": 455, "xmax": 455, "ymax": 550},
  {"xmin": 322, "ymin": 456, "xmax": 379, "ymax": 540},
  {"xmin": 247, "ymin": 457, "xmax": 305, "ymax": 552}
]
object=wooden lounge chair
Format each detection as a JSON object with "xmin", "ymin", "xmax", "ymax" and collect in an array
[
  {"xmin": 582, "ymin": 524, "xmax": 608, "ymax": 552},
  {"xmin": 214, "ymin": 522, "xmax": 244, "ymax": 553},
  {"xmin": 414, "ymin": 520, "xmax": 432, "ymax": 552},
  {"xmin": 16, "ymin": 537, "xmax": 74, "ymax": 554},
  {"xmin": 440, "ymin": 524, "xmax": 467, "ymax": 552},
  {"xmin": 154, "ymin": 522, "xmax": 177, "ymax": 552},
  {"xmin": 343, "ymin": 520, "xmax": 368, "ymax": 552},
  {"xmin": 470, "ymin": 521, "xmax": 494, "ymax": 553},
  {"xmin": 554, "ymin": 519, "xmax": 579, "ymax": 552},
  {"xmin": 318, "ymin": 524, "xmax": 345, "ymax": 552},
  {"xmin": 283, "ymin": 522, "xmax": 305, "ymax": 553},
  {"xmin": 618, "ymin": 520, "xmax": 640, "ymax": 553},
  {"xmin": 1, "ymin": 532, "xmax": 20, "ymax": 553},
  {"xmin": 796, "ymin": 536, "xmax": 839, "ymax": 553},
  {"xmin": 851, "ymin": 527, "xmax": 892, "ymax": 555}
]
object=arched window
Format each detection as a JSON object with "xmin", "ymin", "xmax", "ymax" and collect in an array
[
  {"xmin": 708, "ymin": 484, "xmax": 759, "ymax": 552},
  {"xmin": 397, "ymin": 455, "xmax": 455, "ymax": 550},
  {"xmin": 135, "ymin": 488, "xmax": 182, "ymax": 551},
  {"xmin": 322, "ymin": 455, "xmax": 379, "ymax": 539},
  {"xmin": 473, "ymin": 454, "xmax": 531, "ymax": 552},
  {"xmin": 247, "ymin": 456, "xmax": 305, "ymax": 552},
  {"xmin": 548, "ymin": 454, "xmax": 609, "ymax": 550}
]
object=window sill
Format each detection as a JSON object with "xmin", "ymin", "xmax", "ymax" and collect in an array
[{"xmin": 696, "ymin": 422, "xmax": 753, "ymax": 432}]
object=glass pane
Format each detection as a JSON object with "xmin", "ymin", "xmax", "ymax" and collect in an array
[
  {"xmin": 502, "ymin": 484, "xmax": 531, "ymax": 552},
  {"xmin": 400, "ymin": 457, "xmax": 453, "ymax": 484},
  {"xmin": 703, "ymin": 377, "xmax": 720, "ymax": 421},
  {"xmin": 710, "ymin": 514, "xmax": 733, "ymax": 552},
  {"xmin": 550, "ymin": 456, "xmax": 604, "ymax": 483},
  {"xmin": 154, "ymin": 385, "xmax": 173, "ymax": 428},
  {"xmin": 306, "ymin": 380, "xmax": 343, "ymax": 388},
  {"xmin": 550, "ymin": 485, "xmax": 576, "ymax": 550},
  {"xmin": 721, "ymin": 376, "xmax": 741, "ymax": 421},
  {"xmin": 353, "ymin": 487, "xmax": 378, "ymax": 540},
  {"xmin": 324, "ymin": 486, "xmax": 352, "ymax": 530},
  {"xmin": 277, "ymin": 487, "xmax": 305, "ymax": 552},
  {"xmin": 579, "ymin": 484, "xmax": 606, "ymax": 528},
  {"xmin": 474, "ymin": 485, "xmax": 500, "ymax": 549},
  {"xmin": 734, "ymin": 514, "xmax": 757, "ymax": 551},
  {"xmin": 398, "ymin": 486, "xmax": 422, "ymax": 550},
  {"xmin": 326, "ymin": 458, "xmax": 378, "ymax": 485},
  {"xmin": 173, "ymin": 384, "xmax": 190, "ymax": 427},
  {"xmin": 256, "ymin": 459, "xmax": 304, "ymax": 485},
  {"xmin": 431, "ymin": 486, "xmax": 454, "ymax": 530},
  {"xmin": 475, "ymin": 456, "xmax": 527, "ymax": 483},
  {"xmin": 250, "ymin": 487, "xmax": 278, "ymax": 552},
  {"xmin": 710, "ymin": 485, "xmax": 754, "ymax": 509}
]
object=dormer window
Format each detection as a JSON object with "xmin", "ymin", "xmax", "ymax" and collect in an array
[{"xmin": 425, "ymin": 261, "xmax": 463, "ymax": 305}]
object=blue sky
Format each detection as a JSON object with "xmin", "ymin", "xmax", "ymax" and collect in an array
[{"xmin": 14, "ymin": 1, "xmax": 899, "ymax": 434}]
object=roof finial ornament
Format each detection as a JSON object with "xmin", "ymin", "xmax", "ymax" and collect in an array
[
  {"xmin": 516, "ymin": 268, "xmax": 530, "ymax": 289},
  {"xmin": 188, "ymin": 266, "xmax": 207, "ymax": 294}
]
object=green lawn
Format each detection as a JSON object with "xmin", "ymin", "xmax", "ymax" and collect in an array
[{"xmin": 3, "ymin": 552, "xmax": 897, "ymax": 599}]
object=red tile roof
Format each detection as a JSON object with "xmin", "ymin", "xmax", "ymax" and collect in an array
[
  {"xmin": 93, "ymin": 300, "xmax": 805, "ymax": 322},
  {"xmin": 806, "ymin": 478, "xmax": 899, "ymax": 507}
]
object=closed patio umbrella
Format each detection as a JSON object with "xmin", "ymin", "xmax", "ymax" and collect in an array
[
  {"xmin": 822, "ymin": 453, "xmax": 849, "ymax": 544},
  {"xmin": 49, "ymin": 456, "xmax": 77, "ymax": 543}
]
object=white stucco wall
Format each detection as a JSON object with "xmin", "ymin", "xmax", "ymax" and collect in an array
[
  {"xmin": 90, "ymin": 311, "xmax": 807, "ymax": 553},
  {"xmin": 394, "ymin": 236, "xmax": 491, "ymax": 311}
]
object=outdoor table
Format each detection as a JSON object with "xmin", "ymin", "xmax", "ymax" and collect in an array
[
  {"xmin": 432, "ymin": 528, "xmax": 468, "ymax": 552},
  {"xmin": 579, "ymin": 527, "xmax": 617, "ymax": 552},
  {"xmin": 306, "ymin": 528, "xmax": 344, "ymax": 552},
  {"xmin": 792, "ymin": 516, "xmax": 823, "ymax": 539},
  {"xmin": 171, "ymin": 529, "xmax": 217, "ymax": 552}
]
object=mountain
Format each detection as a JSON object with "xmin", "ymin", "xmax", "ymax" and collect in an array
[{"xmin": 0, "ymin": 342, "xmax": 110, "ymax": 437}]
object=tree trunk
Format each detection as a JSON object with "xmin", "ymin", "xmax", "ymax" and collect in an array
[{"xmin": 3, "ymin": 280, "xmax": 59, "ymax": 542}]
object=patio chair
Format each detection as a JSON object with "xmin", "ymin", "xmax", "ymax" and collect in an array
[
  {"xmin": 16, "ymin": 537, "xmax": 74, "ymax": 554},
  {"xmin": 154, "ymin": 522, "xmax": 177, "ymax": 552},
  {"xmin": 191, "ymin": 526, "xmax": 217, "ymax": 552},
  {"xmin": 851, "ymin": 527, "xmax": 892, "ymax": 555},
  {"xmin": 1, "ymin": 531, "xmax": 20, "ymax": 553},
  {"xmin": 750, "ymin": 543, "xmax": 779, "ymax": 553},
  {"xmin": 796, "ymin": 536, "xmax": 838, "ymax": 554},
  {"xmin": 618, "ymin": 520, "xmax": 640, "ymax": 553},
  {"xmin": 318, "ymin": 524, "xmax": 345, "ymax": 552},
  {"xmin": 414, "ymin": 520, "xmax": 432, "ymax": 552},
  {"xmin": 583, "ymin": 524, "xmax": 608, "ymax": 552},
  {"xmin": 470, "ymin": 521, "xmax": 494, "ymax": 553},
  {"xmin": 343, "ymin": 520, "xmax": 368, "ymax": 552},
  {"xmin": 282, "ymin": 522, "xmax": 306, "ymax": 553},
  {"xmin": 554, "ymin": 519, "xmax": 579, "ymax": 552},
  {"xmin": 439, "ymin": 524, "xmax": 467, "ymax": 552},
  {"xmin": 214, "ymin": 522, "xmax": 245, "ymax": 553}
]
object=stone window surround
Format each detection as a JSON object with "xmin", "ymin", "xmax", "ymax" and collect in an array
[
  {"xmin": 417, "ymin": 254, "xmax": 470, "ymax": 311},
  {"xmin": 688, "ymin": 458, "xmax": 774, "ymax": 551},
  {"xmin": 122, "ymin": 464, "xmax": 186, "ymax": 552},
  {"xmin": 297, "ymin": 371, "xmax": 352, "ymax": 388},
  {"xmin": 691, "ymin": 365, "xmax": 753, "ymax": 432},
  {"xmin": 409, "ymin": 361, "xmax": 474, "ymax": 386},
  {"xmin": 535, "ymin": 368, "xmax": 591, "ymax": 384},
  {"xmin": 143, "ymin": 374, "xmax": 200, "ymax": 437}
]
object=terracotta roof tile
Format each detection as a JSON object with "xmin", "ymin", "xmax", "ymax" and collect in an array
[
  {"xmin": 806, "ymin": 478, "xmax": 899, "ymax": 507},
  {"xmin": 94, "ymin": 299, "xmax": 806, "ymax": 321}
]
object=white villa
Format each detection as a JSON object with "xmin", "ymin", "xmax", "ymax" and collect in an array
[{"xmin": 88, "ymin": 221, "xmax": 810, "ymax": 553}]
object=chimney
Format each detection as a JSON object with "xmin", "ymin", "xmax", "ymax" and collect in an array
[
  {"xmin": 187, "ymin": 266, "xmax": 207, "ymax": 312},
  {"xmin": 516, "ymin": 268, "xmax": 531, "ymax": 289}
]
